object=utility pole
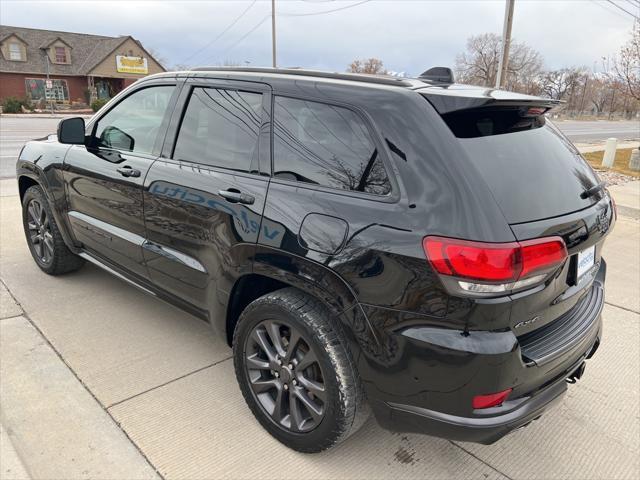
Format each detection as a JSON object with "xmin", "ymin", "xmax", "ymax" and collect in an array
[
  {"xmin": 42, "ymin": 48, "xmax": 54, "ymax": 115},
  {"xmin": 271, "ymin": 0, "xmax": 277, "ymax": 68},
  {"xmin": 495, "ymin": 0, "xmax": 515, "ymax": 89}
]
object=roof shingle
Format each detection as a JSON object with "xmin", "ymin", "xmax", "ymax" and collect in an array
[{"xmin": 0, "ymin": 25, "xmax": 132, "ymax": 76}]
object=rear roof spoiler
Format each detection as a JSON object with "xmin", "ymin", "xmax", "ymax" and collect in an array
[{"xmin": 420, "ymin": 87, "xmax": 562, "ymax": 115}]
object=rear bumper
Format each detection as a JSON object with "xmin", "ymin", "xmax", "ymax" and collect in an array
[
  {"xmin": 371, "ymin": 346, "xmax": 595, "ymax": 444},
  {"xmin": 361, "ymin": 267, "xmax": 605, "ymax": 444}
]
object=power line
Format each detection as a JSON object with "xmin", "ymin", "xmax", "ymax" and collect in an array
[
  {"xmin": 604, "ymin": 0, "xmax": 639, "ymax": 20},
  {"xmin": 181, "ymin": 0, "xmax": 258, "ymax": 64},
  {"xmin": 280, "ymin": 0, "xmax": 371, "ymax": 17},
  {"xmin": 202, "ymin": 15, "xmax": 270, "ymax": 65},
  {"xmin": 592, "ymin": 0, "xmax": 636, "ymax": 20}
]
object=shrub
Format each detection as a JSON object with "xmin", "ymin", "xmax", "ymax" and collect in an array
[
  {"xmin": 2, "ymin": 97, "xmax": 33, "ymax": 113},
  {"xmin": 91, "ymin": 98, "xmax": 108, "ymax": 112}
]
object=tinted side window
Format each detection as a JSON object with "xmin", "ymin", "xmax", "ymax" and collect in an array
[
  {"xmin": 273, "ymin": 97, "xmax": 391, "ymax": 195},
  {"xmin": 94, "ymin": 86, "xmax": 175, "ymax": 155},
  {"xmin": 173, "ymin": 87, "xmax": 262, "ymax": 172}
]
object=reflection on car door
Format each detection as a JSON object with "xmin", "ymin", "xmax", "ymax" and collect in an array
[
  {"xmin": 143, "ymin": 79, "xmax": 272, "ymax": 315},
  {"xmin": 64, "ymin": 83, "xmax": 179, "ymax": 278}
]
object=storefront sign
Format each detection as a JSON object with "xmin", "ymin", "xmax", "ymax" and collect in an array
[{"xmin": 116, "ymin": 55, "xmax": 148, "ymax": 74}]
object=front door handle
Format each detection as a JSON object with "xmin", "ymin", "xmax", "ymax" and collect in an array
[
  {"xmin": 116, "ymin": 166, "xmax": 141, "ymax": 178},
  {"xmin": 219, "ymin": 189, "xmax": 255, "ymax": 205}
]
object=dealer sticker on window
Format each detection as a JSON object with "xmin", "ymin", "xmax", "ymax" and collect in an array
[{"xmin": 576, "ymin": 245, "xmax": 596, "ymax": 279}]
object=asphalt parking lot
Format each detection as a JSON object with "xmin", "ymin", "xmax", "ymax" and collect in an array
[
  {"xmin": 0, "ymin": 116, "xmax": 639, "ymax": 480},
  {"xmin": 0, "ymin": 117, "xmax": 64, "ymax": 179}
]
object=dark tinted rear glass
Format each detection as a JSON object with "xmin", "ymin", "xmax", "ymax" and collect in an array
[
  {"xmin": 273, "ymin": 96, "xmax": 391, "ymax": 195},
  {"xmin": 454, "ymin": 120, "xmax": 601, "ymax": 223},
  {"xmin": 441, "ymin": 107, "xmax": 545, "ymax": 138}
]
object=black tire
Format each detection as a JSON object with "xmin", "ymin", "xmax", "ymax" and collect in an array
[
  {"xmin": 22, "ymin": 185, "xmax": 84, "ymax": 275},
  {"xmin": 233, "ymin": 287, "xmax": 369, "ymax": 453}
]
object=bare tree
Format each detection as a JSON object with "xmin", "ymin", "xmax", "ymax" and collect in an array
[
  {"xmin": 347, "ymin": 58, "xmax": 387, "ymax": 75},
  {"xmin": 613, "ymin": 24, "xmax": 640, "ymax": 101},
  {"xmin": 455, "ymin": 33, "xmax": 543, "ymax": 92},
  {"xmin": 171, "ymin": 63, "xmax": 191, "ymax": 71},
  {"xmin": 586, "ymin": 76, "xmax": 611, "ymax": 114},
  {"xmin": 455, "ymin": 33, "xmax": 501, "ymax": 86},
  {"xmin": 539, "ymin": 67, "xmax": 587, "ymax": 101}
]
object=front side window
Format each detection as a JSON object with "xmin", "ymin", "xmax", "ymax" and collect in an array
[
  {"xmin": 94, "ymin": 85, "xmax": 175, "ymax": 155},
  {"xmin": 273, "ymin": 96, "xmax": 391, "ymax": 195},
  {"xmin": 54, "ymin": 46, "xmax": 67, "ymax": 63},
  {"xmin": 173, "ymin": 87, "xmax": 263, "ymax": 172},
  {"xmin": 9, "ymin": 42, "xmax": 22, "ymax": 61}
]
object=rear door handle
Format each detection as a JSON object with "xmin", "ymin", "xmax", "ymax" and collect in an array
[
  {"xmin": 219, "ymin": 189, "xmax": 255, "ymax": 205},
  {"xmin": 116, "ymin": 166, "xmax": 141, "ymax": 178}
]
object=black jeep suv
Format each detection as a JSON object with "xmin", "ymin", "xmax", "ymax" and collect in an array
[{"xmin": 16, "ymin": 67, "xmax": 613, "ymax": 452}]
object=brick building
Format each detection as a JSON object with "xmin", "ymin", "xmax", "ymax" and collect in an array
[{"xmin": 0, "ymin": 25, "xmax": 166, "ymax": 106}]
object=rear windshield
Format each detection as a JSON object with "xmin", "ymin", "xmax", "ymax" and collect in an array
[
  {"xmin": 432, "ymin": 106, "xmax": 601, "ymax": 223},
  {"xmin": 441, "ymin": 107, "xmax": 545, "ymax": 138}
]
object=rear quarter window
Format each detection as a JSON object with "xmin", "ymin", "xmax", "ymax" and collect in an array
[{"xmin": 273, "ymin": 96, "xmax": 391, "ymax": 196}]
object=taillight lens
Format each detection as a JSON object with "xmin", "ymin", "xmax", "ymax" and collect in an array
[
  {"xmin": 424, "ymin": 237, "xmax": 520, "ymax": 281},
  {"xmin": 472, "ymin": 388, "xmax": 512, "ymax": 409},
  {"xmin": 423, "ymin": 236, "xmax": 567, "ymax": 293},
  {"xmin": 519, "ymin": 238, "xmax": 568, "ymax": 279}
]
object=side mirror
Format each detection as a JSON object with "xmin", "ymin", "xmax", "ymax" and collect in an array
[
  {"xmin": 57, "ymin": 117, "xmax": 86, "ymax": 145},
  {"xmin": 100, "ymin": 126, "xmax": 135, "ymax": 151}
]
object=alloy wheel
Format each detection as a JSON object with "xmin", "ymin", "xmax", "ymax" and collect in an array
[
  {"xmin": 244, "ymin": 319, "xmax": 326, "ymax": 433},
  {"xmin": 26, "ymin": 199, "xmax": 54, "ymax": 265}
]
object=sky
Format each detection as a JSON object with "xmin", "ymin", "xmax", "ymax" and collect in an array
[{"xmin": 0, "ymin": 0, "xmax": 637, "ymax": 75}]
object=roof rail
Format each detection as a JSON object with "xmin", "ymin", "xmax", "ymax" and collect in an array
[{"xmin": 190, "ymin": 66, "xmax": 413, "ymax": 87}]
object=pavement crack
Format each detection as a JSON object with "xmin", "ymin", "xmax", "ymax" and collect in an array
[
  {"xmin": 604, "ymin": 301, "xmax": 639, "ymax": 315},
  {"xmin": 0, "ymin": 277, "xmax": 166, "ymax": 480},
  {"xmin": 106, "ymin": 356, "xmax": 233, "ymax": 410},
  {"xmin": 450, "ymin": 441, "xmax": 514, "ymax": 480},
  {"xmin": 0, "ymin": 314, "xmax": 26, "ymax": 322}
]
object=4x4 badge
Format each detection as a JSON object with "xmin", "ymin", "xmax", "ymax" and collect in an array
[
  {"xmin": 596, "ymin": 210, "xmax": 610, "ymax": 234},
  {"xmin": 514, "ymin": 316, "xmax": 540, "ymax": 329}
]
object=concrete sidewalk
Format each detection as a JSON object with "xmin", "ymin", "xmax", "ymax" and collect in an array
[
  {"xmin": 575, "ymin": 141, "xmax": 639, "ymax": 153},
  {"xmin": 0, "ymin": 282, "xmax": 159, "ymax": 480},
  {"xmin": 0, "ymin": 175, "xmax": 639, "ymax": 479},
  {"xmin": 609, "ymin": 181, "xmax": 640, "ymax": 220}
]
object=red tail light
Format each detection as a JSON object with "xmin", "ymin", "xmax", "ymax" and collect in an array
[
  {"xmin": 472, "ymin": 388, "xmax": 512, "ymax": 409},
  {"xmin": 519, "ymin": 238, "xmax": 568, "ymax": 279},
  {"xmin": 423, "ymin": 236, "xmax": 567, "ymax": 286}
]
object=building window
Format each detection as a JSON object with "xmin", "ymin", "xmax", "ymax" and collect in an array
[
  {"xmin": 25, "ymin": 78, "xmax": 70, "ymax": 103},
  {"xmin": 9, "ymin": 42, "xmax": 22, "ymax": 61},
  {"xmin": 54, "ymin": 46, "xmax": 67, "ymax": 63}
]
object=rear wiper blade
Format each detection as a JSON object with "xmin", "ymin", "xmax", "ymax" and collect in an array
[{"xmin": 580, "ymin": 182, "xmax": 606, "ymax": 199}]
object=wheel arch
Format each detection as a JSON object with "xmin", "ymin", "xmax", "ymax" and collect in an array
[
  {"xmin": 224, "ymin": 249, "xmax": 364, "ymax": 346},
  {"xmin": 16, "ymin": 168, "xmax": 78, "ymax": 254},
  {"xmin": 18, "ymin": 175, "xmax": 40, "ymax": 201}
]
